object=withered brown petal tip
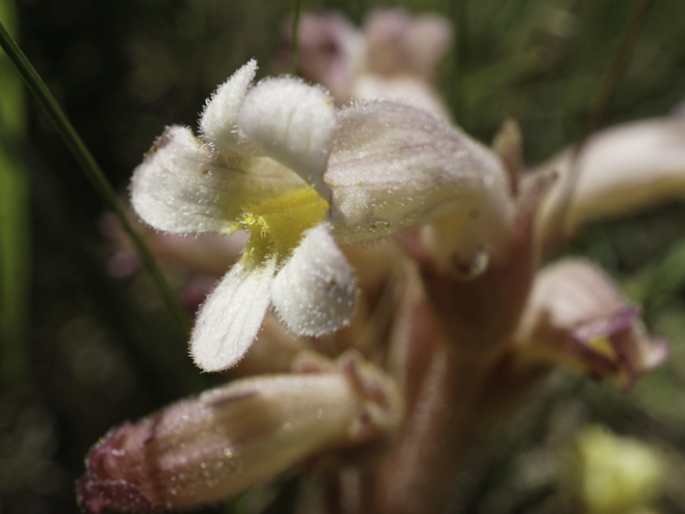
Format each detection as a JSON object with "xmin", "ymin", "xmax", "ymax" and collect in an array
[
  {"xmin": 77, "ymin": 475, "xmax": 157, "ymax": 514},
  {"xmin": 78, "ymin": 425, "xmax": 158, "ymax": 513}
]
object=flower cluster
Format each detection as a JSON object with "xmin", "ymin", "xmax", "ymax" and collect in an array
[
  {"xmin": 281, "ymin": 7, "xmax": 453, "ymax": 118},
  {"xmin": 129, "ymin": 58, "xmax": 514, "ymax": 373},
  {"xmin": 130, "ymin": 60, "xmax": 353, "ymax": 371},
  {"xmin": 79, "ymin": 10, "xmax": 685, "ymax": 513}
]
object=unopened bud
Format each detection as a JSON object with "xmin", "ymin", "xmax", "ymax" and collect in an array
[{"xmin": 78, "ymin": 354, "xmax": 401, "ymax": 513}]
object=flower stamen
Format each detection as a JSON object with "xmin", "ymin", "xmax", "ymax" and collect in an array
[{"xmin": 236, "ymin": 188, "xmax": 329, "ymax": 265}]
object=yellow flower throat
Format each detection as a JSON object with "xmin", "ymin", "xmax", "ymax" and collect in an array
[
  {"xmin": 234, "ymin": 188, "xmax": 329, "ymax": 265},
  {"xmin": 587, "ymin": 336, "xmax": 616, "ymax": 359}
]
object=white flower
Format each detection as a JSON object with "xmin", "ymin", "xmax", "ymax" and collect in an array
[
  {"xmin": 131, "ymin": 60, "xmax": 356, "ymax": 372},
  {"xmin": 286, "ymin": 9, "xmax": 453, "ymax": 119},
  {"xmin": 131, "ymin": 60, "xmax": 516, "ymax": 372}
]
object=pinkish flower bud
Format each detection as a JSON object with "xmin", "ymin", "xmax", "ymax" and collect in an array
[
  {"xmin": 281, "ymin": 12, "xmax": 365, "ymax": 102},
  {"xmin": 514, "ymin": 258, "xmax": 669, "ymax": 387},
  {"xmin": 363, "ymin": 8, "xmax": 452, "ymax": 81},
  {"xmin": 78, "ymin": 353, "xmax": 402, "ymax": 513}
]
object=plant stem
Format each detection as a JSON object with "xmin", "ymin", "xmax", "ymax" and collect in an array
[{"xmin": 372, "ymin": 343, "xmax": 496, "ymax": 514}]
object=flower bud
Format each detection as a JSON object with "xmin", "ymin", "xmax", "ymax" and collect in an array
[
  {"xmin": 515, "ymin": 258, "xmax": 668, "ymax": 387},
  {"xmin": 78, "ymin": 354, "xmax": 401, "ymax": 513}
]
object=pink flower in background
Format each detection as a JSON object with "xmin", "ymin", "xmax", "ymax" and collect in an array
[{"xmin": 282, "ymin": 8, "xmax": 453, "ymax": 118}]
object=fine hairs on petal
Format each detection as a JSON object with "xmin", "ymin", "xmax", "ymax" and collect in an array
[
  {"xmin": 326, "ymin": 100, "xmax": 515, "ymax": 246},
  {"xmin": 199, "ymin": 59, "xmax": 258, "ymax": 155},
  {"xmin": 272, "ymin": 222, "xmax": 357, "ymax": 337},
  {"xmin": 238, "ymin": 77, "xmax": 336, "ymax": 198},
  {"xmin": 191, "ymin": 258, "xmax": 277, "ymax": 372},
  {"xmin": 130, "ymin": 125, "xmax": 238, "ymax": 234},
  {"xmin": 130, "ymin": 125, "xmax": 306, "ymax": 235}
]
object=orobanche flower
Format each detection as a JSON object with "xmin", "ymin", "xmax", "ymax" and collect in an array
[
  {"xmin": 284, "ymin": 8, "xmax": 453, "ymax": 119},
  {"xmin": 131, "ymin": 60, "xmax": 356, "ymax": 372},
  {"xmin": 82, "ymin": 16, "xmax": 679, "ymax": 510},
  {"xmin": 78, "ymin": 351, "xmax": 403, "ymax": 513},
  {"xmin": 132, "ymin": 60, "xmax": 518, "ymax": 372},
  {"xmin": 514, "ymin": 258, "xmax": 669, "ymax": 388},
  {"xmin": 571, "ymin": 426, "xmax": 664, "ymax": 514}
]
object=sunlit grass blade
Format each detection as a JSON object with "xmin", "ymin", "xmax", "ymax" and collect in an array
[
  {"xmin": 0, "ymin": 0, "xmax": 29, "ymax": 388},
  {"xmin": 290, "ymin": 0, "xmax": 302, "ymax": 74},
  {"xmin": 0, "ymin": 20, "xmax": 191, "ymax": 338},
  {"xmin": 0, "ymin": 146, "xmax": 29, "ymax": 387},
  {"xmin": 447, "ymin": 0, "xmax": 468, "ymax": 121},
  {"xmin": 548, "ymin": 0, "xmax": 656, "ymax": 248}
]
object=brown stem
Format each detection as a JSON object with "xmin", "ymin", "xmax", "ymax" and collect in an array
[{"xmin": 370, "ymin": 342, "xmax": 498, "ymax": 514}]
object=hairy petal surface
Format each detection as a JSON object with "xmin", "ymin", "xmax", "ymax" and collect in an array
[
  {"xmin": 199, "ymin": 59, "xmax": 258, "ymax": 155},
  {"xmin": 191, "ymin": 258, "xmax": 277, "ymax": 372},
  {"xmin": 351, "ymin": 75, "xmax": 451, "ymax": 120},
  {"xmin": 238, "ymin": 77, "xmax": 336, "ymax": 197},
  {"xmin": 130, "ymin": 126, "xmax": 306, "ymax": 234},
  {"xmin": 79, "ymin": 356, "xmax": 403, "ymax": 513},
  {"xmin": 326, "ymin": 101, "xmax": 515, "ymax": 246},
  {"xmin": 272, "ymin": 222, "xmax": 357, "ymax": 336}
]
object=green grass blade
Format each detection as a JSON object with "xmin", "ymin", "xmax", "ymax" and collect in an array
[
  {"xmin": 290, "ymin": 0, "xmax": 302, "ymax": 74},
  {"xmin": 0, "ymin": 20, "xmax": 191, "ymax": 338},
  {"xmin": 0, "ymin": 146, "xmax": 29, "ymax": 387},
  {"xmin": 0, "ymin": 0, "xmax": 29, "ymax": 388}
]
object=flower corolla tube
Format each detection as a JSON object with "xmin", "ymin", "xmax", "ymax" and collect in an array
[{"xmin": 131, "ymin": 60, "xmax": 516, "ymax": 372}]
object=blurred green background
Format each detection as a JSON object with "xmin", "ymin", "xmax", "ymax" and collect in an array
[{"xmin": 1, "ymin": 0, "xmax": 685, "ymax": 513}]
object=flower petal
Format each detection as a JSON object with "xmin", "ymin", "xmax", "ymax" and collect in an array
[
  {"xmin": 199, "ymin": 59, "xmax": 258, "ymax": 155},
  {"xmin": 351, "ymin": 75, "xmax": 451, "ymax": 120},
  {"xmin": 326, "ymin": 100, "xmax": 515, "ymax": 245},
  {"xmin": 271, "ymin": 222, "xmax": 357, "ymax": 337},
  {"xmin": 237, "ymin": 77, "xmax": 336, "ymax": 197},
  {"xmin": 130, "ymin": 125, "xmax": 306, "ymax": 234},
  {"xmin": 535, "ymin": 116, "xmax": 685, "ymax": 245},
  {"xmin": 515, "ymin": 258, "xmax": 668, "ymax": 383},
  {"xmin": 572, "ymin": 426, "xmax": 664, "ymax": 514},
  {"xmin": 190, "ymin": 258, "xmax": 277, "ymax": 372}
]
